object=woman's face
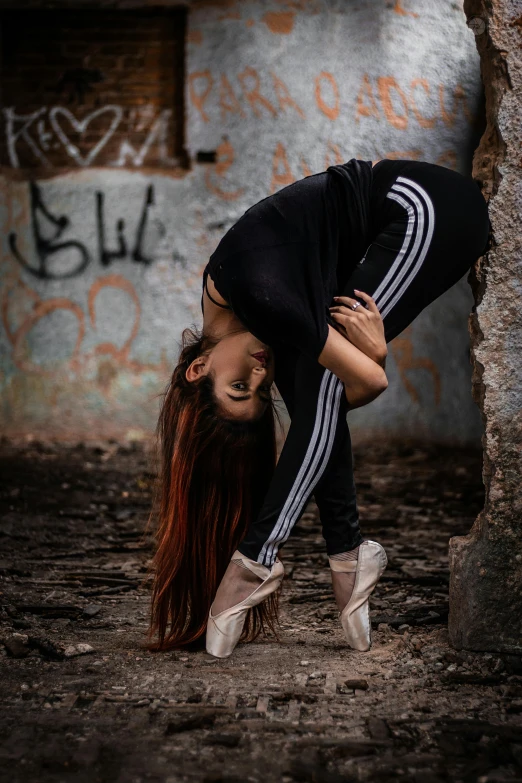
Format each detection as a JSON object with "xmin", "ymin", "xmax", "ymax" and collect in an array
[{"xmin": 186, "ymin": 331, "xmax": 275, "ymax": 421}]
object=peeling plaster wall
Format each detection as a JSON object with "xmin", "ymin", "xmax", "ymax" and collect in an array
[{"xmin": 0, "ymin": 0, "xmax": 487, "ymax": 442}]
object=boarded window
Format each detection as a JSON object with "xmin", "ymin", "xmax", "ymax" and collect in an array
[{"xmin": 0, "ymin": 8, "xmax": 187, "ymax": 171}]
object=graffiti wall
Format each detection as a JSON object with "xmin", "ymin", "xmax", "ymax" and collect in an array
[{"xmin": 0, "ymin": 0, "xmax": 486, "ymax": 442}]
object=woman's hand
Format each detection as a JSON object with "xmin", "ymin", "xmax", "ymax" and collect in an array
[{"xmin": 329, "ymin": 289, "xmax": 387, "ymax": 366}]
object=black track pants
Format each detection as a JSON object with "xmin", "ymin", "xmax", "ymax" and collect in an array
[{"xmin": 237, "ymin": 160, "xmax": 491, "ymax": 567}]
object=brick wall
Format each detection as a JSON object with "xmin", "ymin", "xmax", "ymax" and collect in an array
[{"xmin": 0, "ymin": 8, "xmax": 187, "ymax": 171}]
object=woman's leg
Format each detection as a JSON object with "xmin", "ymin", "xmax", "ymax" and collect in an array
[
  {"xmin": 313, "ymin": 424, "xmax": 361, "ymax": 609},
  {"xmin": 317, "ymin": 161, "xmax": 490, "ymax": 606},
  {"xmin": 212, "ymin": 346, "xmax": 353, "ymax": 613},
  {"xmin": 271, "ymin": 345, "xmax": 362, "ymax": 556},
  {"xmin": 235, "ymin": 162, "xmax": 489, "ymax": 576},
  {"xmin": 344, "ymin": 160, "xmax": 491, "ymax": 340}
]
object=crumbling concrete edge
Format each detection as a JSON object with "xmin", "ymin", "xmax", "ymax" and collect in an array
[{"xmin": 448, "ymin": 0, "xmax": 522, "ymax": 652}]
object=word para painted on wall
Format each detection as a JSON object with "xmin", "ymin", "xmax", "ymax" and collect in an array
[
  {"xmin": 188, "ymin": 67, "xmax": 478, "ymax": 130},
  {"xmin": 9, "ymin": 182, "xmax": 165, "ymax": 280},
  {"xmin": 3, "ymin": 105, "xmax": 177, "ymax": 170}
]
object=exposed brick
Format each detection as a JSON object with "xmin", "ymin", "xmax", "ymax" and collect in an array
[{"xmin": 0, "ymin": 6, "xmax": 187, "ymax": 170}]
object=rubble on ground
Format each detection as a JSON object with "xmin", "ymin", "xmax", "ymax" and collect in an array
[{"xmin": 0, "ymin": 439, "xmax": 520, "ymax": 782}]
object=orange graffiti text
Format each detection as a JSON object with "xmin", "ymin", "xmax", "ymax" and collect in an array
[
  {"xmin": 378, "ymin": 76, "xmax": 409, "ymax": 131},
  {"xmin": 238, "ymin": 66, "xmax": 277, "ymax": 118},
  {"xmin": 89, "ymin": 275, "xmax": 141, "ymax": 364},
  {"xmin": 271, "ymin": 71, "xmax": 305, "ymax": 118},
  {"xmin": 356, "ymin": 74, "xmax": 381, "ymax": 123},
  {"xmin": 204, "ymin": 138, "xmax": 245, "ymax": 200},
  {"xmin": 2, "ymin": 272, "xmax": 165, "ymax": 381},
  {"xmin": 357, "ymin": 74, "xmax": 477, "ymax": 130},
  {"xmin": 410, "ymin": 78, "xmax": 437, "ymax": 129},
  {"xmin": 262, "ymin": 11, "xmax": 295, "ymax": 34},
  {"xmin": 314, "ymin": 71, "xmax": 340, "ymax": 120},
  {"xmin": 219, "ymin": 73, "xmax": 246, "ymax": 121},
  {"xmin": 188, "ymin": 70, "xmax": 214, "ymax": 123},
  {"xmin": 271, "ymin": 142, "xmax": 294, "ymax": 193},
  {"xmin": 392, "ymin": 330, "xmax": 441, "ymax": 406},
  {"xmin": 393, "ymin": 0, "xmax": 419, "ymax": 17},
  {"xmin": 324, "ymin": 142, "xmax": 343, "ymax": 169}
]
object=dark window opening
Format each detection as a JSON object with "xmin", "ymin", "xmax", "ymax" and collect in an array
[
  {"xmin": 196, "ymin": 150, "xmax": 217, "ymax": 163},
  {"xmin": 0, "ymin": 8, "xmax": 188, "ymax": 171}
]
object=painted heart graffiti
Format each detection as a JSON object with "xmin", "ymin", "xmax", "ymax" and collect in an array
[
  {"xmin": 49, "ymin": 106, "xmax": 123, "ymax": 167},
  {"xmin": 3, "ymin": 104, "xmax": 176, "ymax": 169}
]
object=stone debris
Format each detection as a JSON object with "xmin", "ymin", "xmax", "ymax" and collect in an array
[
  {"xmin": 343, "ymin": 679, "xmax": 369, "ymax": 691},
  {"xmin": 63, "ymin": 643, "xmax": 95, "ymax": 658},
  {"xmin": 202, "ymin": 732, "xmax": 241, "ymax": 748},
  {"xmin": 3, "ymin": 633, "xmax": 30, "ymax": 658},
  {"xmin": 82, "ymin": 605, "xmax": 102, "ymax": 618},
  {"xmin": 165, "ymin": 713, "xmax": 216, "ymax": 734},
  {"xmin": 0, "ymin": 439, "xmax": 520, "ymax": 782}
]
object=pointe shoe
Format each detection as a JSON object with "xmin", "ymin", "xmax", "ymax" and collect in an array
[
  {"xmin": 328, "ymin": 540, "xmax": 388, "ymax": 652},
  {"xmin": 206, "ymin": 551, "xmax": 284, "ymax": 659}
]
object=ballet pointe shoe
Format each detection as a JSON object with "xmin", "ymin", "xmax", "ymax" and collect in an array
[
  {"xmin": 328, "ymin": 540, "xmax": 388, "ymax": 652},
  {"xmin": 206, "ymin": 551, "xmax": 284, "ymax": 659}
]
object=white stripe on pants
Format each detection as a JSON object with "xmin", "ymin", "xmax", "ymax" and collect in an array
[
  {"xmin": 257, "ymin": 175, "xmax": 435, "ymax": 566},
  {"xmin": 373, "ymin": 176, "xmax": 435, "ymax": 318},
  {"xmin": 259, "ymin": 371, "xmax": 344, "ymax": 565}
]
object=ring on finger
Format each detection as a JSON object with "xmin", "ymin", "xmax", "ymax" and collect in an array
[{"xmin": 351, "ymin": 301, "xmax": 361, "ymax": 311}]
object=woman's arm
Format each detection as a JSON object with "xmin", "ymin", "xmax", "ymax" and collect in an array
[
  {"xmin": 328, "ymin": 290, "xmax": 388, "ymax": 367},
  {"xmin": 318, "ymin": 323, "xmax": 388, "ymax": 409}
]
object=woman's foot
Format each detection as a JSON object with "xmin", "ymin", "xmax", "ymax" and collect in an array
[
  {"xmin": 206, "ymin": 553, "xmax": 284, "ymax": 658},
  {"xmin": 211, "ymin": 558, "xmax": 263, "ymax": 615},
  {"xmin": 329, "ymin": 541, "xmax": 387, "ymax": 651},
  {"xmin": 330, "ymin": 545, "xmax": 360, "ymax": 611}
]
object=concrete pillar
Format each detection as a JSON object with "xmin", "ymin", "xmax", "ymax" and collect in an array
[{"xmin": 448, "ymin": 0, "xmax": 522, "ymax": 652}]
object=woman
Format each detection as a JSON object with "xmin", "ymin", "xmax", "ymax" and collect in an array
[{"xmin": 147, "ymin": 157, "xmax": 491, "ymax": 658}]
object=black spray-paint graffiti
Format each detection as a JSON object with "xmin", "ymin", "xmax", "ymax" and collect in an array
[
  {"xmin": 9, "ymin": 182, "xmax": 90, "ymax": 280},
  {"xmin": 9, "ymin": 183, "xmax": 165, "ymax": 280},
  {"xmin": 96, "ymin": 185, "xmax": 158, "ymax": 267}
]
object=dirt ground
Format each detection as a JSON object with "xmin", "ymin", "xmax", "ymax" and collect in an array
[{"xmin": 1, "ymin": 438, "xmax": 521, "ymax": 783}]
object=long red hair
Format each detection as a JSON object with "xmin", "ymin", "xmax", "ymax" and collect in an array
[{"xmin": 145, "ymin": 325, "xmax": 284, "ymax": 651}]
